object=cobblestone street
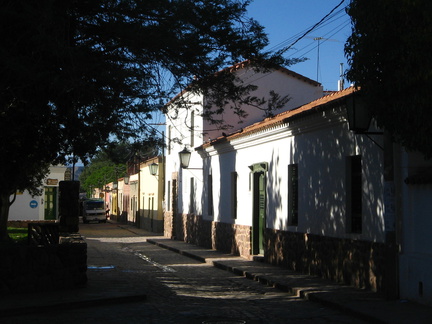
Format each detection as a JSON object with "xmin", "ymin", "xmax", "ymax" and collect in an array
[{"xmin": 3, "ymin": 222, "xmax": 368, "ymax": 323}]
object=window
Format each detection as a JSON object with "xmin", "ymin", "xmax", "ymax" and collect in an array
[
  {"xmin": 347, "ymin": 155, "xmax": 362, "ymax": 233},
  {"xmin": 190, "ymin": 111, "xmax": 195, "ymax": 147},
  {"xmin": 167, "ymin": 181, "xmax": 171, "ymax": 211},
  {"xmin": 168, "ymin": 125, "xmax": 172, "ymax": 154},
  {"xmin": 208, "ymin": 174, "xmax": 213, "ymax": 216},
  {"xmin": 189, "ymin": 177, "xmax": 195, "ymax": 214},
  {"xmin": 288, "ymin": 164, "xmax": 298, "ymax": 226},
  {"xmin": 231, "ymin": 172, "xmax": 237, "ymax": 219}
]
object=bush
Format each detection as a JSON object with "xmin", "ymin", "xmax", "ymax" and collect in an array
[{"xmin": 7, "ymin": 227, "xmax": 27, "ymax": 243}]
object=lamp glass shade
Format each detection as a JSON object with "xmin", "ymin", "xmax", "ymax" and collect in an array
[
  {"xmin": 123, "ymin": 175, "xmax": 130, "ymax": 185},
  {"xmin": 179, "ymin": 147, "xmax": 191, "ymax": 169},
  {"xmin": 346, "ymin": 93, "xmax": 372, "ymax": 133},
  {"xmin": 149, "ymin": 162, "xmax": 159, "ymax": 176}
]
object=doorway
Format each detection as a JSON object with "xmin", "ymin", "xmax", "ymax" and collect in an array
[
  {"xmin": 250, "ymin": 163, "xmax": 268, "ymax": 255},
  {"xmin": 44, "ymin": 187, "xmax": 57, "ymax": 220}
]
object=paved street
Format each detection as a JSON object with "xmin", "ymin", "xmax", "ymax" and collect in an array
[{"xmin": 4, "ymin": 222, "xmax": 367, "ymax": 323}]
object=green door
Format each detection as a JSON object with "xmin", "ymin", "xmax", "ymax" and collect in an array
[
  {"xmin": 251, "ymin": 163, "xmax": 267, "ymax": 255},
  {"xmin": 44, "ymin": 187, "xmax": 57, "ymax": 220}
]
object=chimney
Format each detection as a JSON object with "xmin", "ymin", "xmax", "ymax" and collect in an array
[{"xmin": 338, "ymin": 63, "xmax": 344, "ymax": 91}]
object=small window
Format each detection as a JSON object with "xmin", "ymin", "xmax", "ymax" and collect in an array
[
  {"xmin": 190, "ymin": 111, "xmax": 195, "ymax": 147},
  {"xmin": 168, "ymin": 125, "xmax": 172, "ymax": 155},
  {"xmin": 189, "ymin": 177, "xmax": 195, "ymax": 214},
  {"xmin": 347, "ymin": 155, "xmax": 362, "ymax": 233},
  {"xmin": 208, "ymin": 174, "xmax": 213, "ymax": 216},
  {"xmin": 288, "ymin": 164, "xmax": 298, "ymax": 226},
  {"xmin": 231, "ymin": 172, "xmax": 238, "ymax": 219},
  {"xmin": 167, "ymin": 181, "xmax": 171, "ymax": 211}
]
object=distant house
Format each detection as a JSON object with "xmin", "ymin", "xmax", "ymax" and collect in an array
[
  {"xmin": 138, "ymin": 156, "xmax": 165, "ymax": 232},
  {"xmin": 9, "ymin": 165, "xmax": 69, "ymax": 221},
  {"xmin": 108, "ymin": 177, "xmax": 127, "ymax": 223},
  {"xmin": 125, "ymin": 156, "xmax": 165, "ymax": 233}
]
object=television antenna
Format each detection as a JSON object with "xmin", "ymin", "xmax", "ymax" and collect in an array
[{"xmin": 306, "ymin": 36, "xmax": 341, "ymax": 82}]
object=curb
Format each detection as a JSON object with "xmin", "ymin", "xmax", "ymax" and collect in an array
[{"xmin": 147, "ymin": 239, "xmax": 207, "ymax": 263}]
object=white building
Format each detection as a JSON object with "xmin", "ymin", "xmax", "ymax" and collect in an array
[
  {"xmin": 9, "ymin": 165, "xmax": 69, "ymax": 221},
  {"xmin": 165, "ymin": 83, "xmax": 394, "ymax": 293},
  {"xmin": 196, "ymin": 87, "xmax": 387, "ymax": 291},
  {"xmin": 164, "ymin": 64, "xmax": 323, "ymax": 239},
  {"xmin": 164, "ymin": 61, "xmax": 432, "ymax": 303}
]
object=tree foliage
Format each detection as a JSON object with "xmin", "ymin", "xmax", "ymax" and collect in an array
[
  {"xmin": 79, "ymin": 141, "xmax": 158, "ymax": 196},
  {"xmin": 345, "ymin": 0, "xmax": 432, "ymax": 158},
  {"xmin": 0, "ymin": 0, "xmax": 292, "ymax": 241},
  {"xmin": 80, "ymin": 162, "xmax": 125, "ymax": 197}
]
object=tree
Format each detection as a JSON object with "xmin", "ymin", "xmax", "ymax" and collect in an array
[
  {"xmin": 80, "ymin": 162, "xmax": 125, "ymax": 198},
  {"xmin": 345, "ymin": 0, "xmax": 432, "ymax": 158},
  {"xmin": 79, "ymin": 141, "xmax": 158, "ymax": 196},
  {"xmin": 0, "ymin": 0, "xmax": 294, "ymax": 241}
]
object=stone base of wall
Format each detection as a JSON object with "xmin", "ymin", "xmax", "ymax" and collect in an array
[
  {"xmin": 167, "ymin": 213, "xmax": 251, "ymax": 258},
  {"xmin": 164, "ymin": 211, "xmax": 173, "ymax": 238},
  {"xmin": 163, "ymin": 213, "xmax": 385, "ymax": 292},
  {"xmin": 139, "ymin": 216, "xmax": 163, "ymax": 233},
  {"xmin": 1, "ymin": 228, "xmax": 87, "ymax": 295},
  {"xmin": 212, "ymin": 221, "xmax": 251, "ymax": 258},
  {"xmin": 264, "ymin": 228, "xmax": 385, "ymax": 292},
  {"xmin": 110, "ymin": 213, "xmax": 127, "ymax": 224},
  {"xmin": 178, "ymin": 213, "xmax": 213, "ymax": 249}
]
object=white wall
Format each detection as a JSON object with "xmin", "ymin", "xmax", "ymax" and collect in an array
[
  {"xmin": 203, "ymin": 106, "xmax": 385, "ymax": 242},
  {"xmin": 165, "ymin": 68, "xmax": 323, "ymax": 218},
  {"xmin": 9, "ymin": 165, "xmax": 67, "ymax": 221},
  {"xmin": 165, "ymin": 91, "xmax": 205, "ymax": 215},
  {"xmin": 203, "ymin": 68, "xmax": 323, "ymax": 141},
  {"xmin": 9, "ymin": 191, "xmax": 41, "ymax": 221}
]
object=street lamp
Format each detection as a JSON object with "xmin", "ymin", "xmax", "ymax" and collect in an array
[
  {"xmin": 124, "ymin": 175, "xmax": 130, "ymax": 185},
  {"xmin": 149, "ymin": 162, "xmax": 159, "ymax": 176},
  {"xmin": 179, "ymin": 146, "xmax": 192, "ymax": 169},
  {"xmin": 346, "ymin": 92, "xmax": 373, "ymax": 133}
]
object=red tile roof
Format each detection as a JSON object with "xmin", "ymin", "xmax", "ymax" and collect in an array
[{"xmin": 201, "ymin": 86, "xmax": 356, "ymax": 149}]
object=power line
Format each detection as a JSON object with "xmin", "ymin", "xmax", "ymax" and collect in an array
[{"xmin": 268, "ymin": 1, "xmax": 347, "ymax": 55}]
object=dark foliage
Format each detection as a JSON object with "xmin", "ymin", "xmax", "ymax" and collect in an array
[{"xmin": 345, "ymin": 0, "xmax": 432, "ymax": 158}]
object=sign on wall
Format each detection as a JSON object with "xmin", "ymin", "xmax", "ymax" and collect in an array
[
  {"xmin": 46, "ymin": 178, "xmax": 59, "ymax": 185},
  {"xmin": 29, "ymin": 200, "xmax": 38, "ymax": 209}
]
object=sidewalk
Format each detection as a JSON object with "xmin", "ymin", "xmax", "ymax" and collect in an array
[{"xmin": 119, "ymin": 223, "xmax": 432, "ymax": 324}]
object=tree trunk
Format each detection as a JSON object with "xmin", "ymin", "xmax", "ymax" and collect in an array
[{"xmin": 0, "ymin": 193, "xmax": 12, "ymax": 242}]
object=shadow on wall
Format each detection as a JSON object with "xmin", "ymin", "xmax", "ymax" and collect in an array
[
  {"xmin": 264, "ymin": 119, "xmax": 385, "ymax": 291},
  {"xmin": 287, "ymin": 121, "xmax": 384, "ymax": 240}
]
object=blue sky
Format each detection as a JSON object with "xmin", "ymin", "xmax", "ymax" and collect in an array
[
  {"xmin": 247, "ymin": 0, "xmax": 351, "ymax": 91},
  {"xmin": 150, "ymin": 1, "xmax": 352, "ymax": 138}
]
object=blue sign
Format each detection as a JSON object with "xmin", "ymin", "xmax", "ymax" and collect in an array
[{"xmin": 29, "ymin": 200, "xmax": 38, "ymax": 209}]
